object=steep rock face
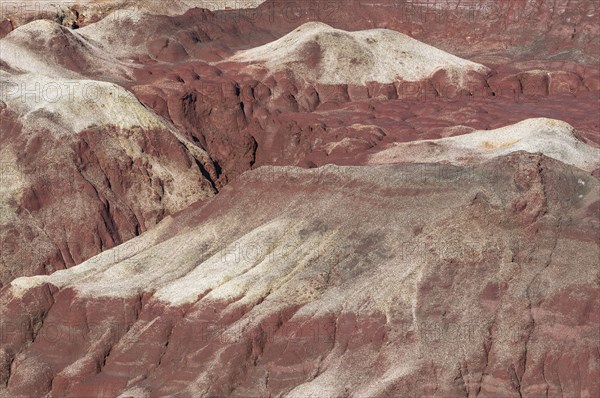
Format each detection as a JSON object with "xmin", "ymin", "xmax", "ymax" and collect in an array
[
  {"xmin": 0, "ymin": 19, "xmax": 13, "ymax": 38},
  {"xmin": 125, "ymin": 21, "xmax": 599, "ymax": 187},
  {"xmin": 4, "ymin": 13, "xmax": 596, "ymax": 191},
  {"xmin": 0, "ymin": 3, "xmax": 598, "ymax": 396},
  {"xmin": 130, "ymin": 55, "xmax": 600, "ymax": 184},
  {"xmin": 1, "ymin": 12, "xmax": 598, "ymax": 287},
  {"xmin": 0, "ymin": 153, "xmax": 598, "ymax": 397},
  {"xmin": 0, "ymin": 71, "xmax": 217, "ymax": 286}
]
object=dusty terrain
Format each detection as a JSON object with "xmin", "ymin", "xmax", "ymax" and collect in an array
[{"xmin": 0, "ymin": 0, "xmax": 598, "ymax": 397}]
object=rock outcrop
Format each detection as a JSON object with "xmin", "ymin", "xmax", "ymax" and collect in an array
[
  {"xmin": 0, "ymin": 69, "xmax": 218, "ymax": 287},
  {"xmin": 227, "ymin": 21, "xmax": 490, "ymax": 85},
  {"xmin": 0, "ymin": 19, "xmax": 132, "ymax": 80},
  {"xmin": 1, "ymin": 153, "xmax": 598, "ymax": 397},
  {"xmin": 0, "ymin": 1, "xmax": 598, "ymax": 396},
  {"xmin": 370, "ymin": 118, "xmax": 600, "ymax": 172}
]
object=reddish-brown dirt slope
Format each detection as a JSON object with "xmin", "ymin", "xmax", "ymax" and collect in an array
[{"xmin": 1, "ymin": 153, "xmax": 598, "ymax": 397}]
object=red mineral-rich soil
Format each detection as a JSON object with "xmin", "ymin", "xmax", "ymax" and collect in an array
[{"xmin": 0, "ymin": 1, "xmax": 598, "ymax": 397}]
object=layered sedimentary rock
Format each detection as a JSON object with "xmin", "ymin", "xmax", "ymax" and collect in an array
[
  {"xmin": 1, "ymin": 152, "xmax": 598, "ymax": 397},
  {"xmin": 0, "ymin": 0, "xmax": 598, "ymax": 294},
  {"xmin": 0, "ymin": 1, "xmax": 598, "ymax": 397},
  {"xmin": 0, "ymin": 59, "xmax": 218, "ymax": 287},
  {"xmin": 127, "ymin": 19, "xmax": 599, "ymax": 181}
]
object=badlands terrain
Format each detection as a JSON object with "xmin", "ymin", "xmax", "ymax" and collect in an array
[{"xmin": 0, "ymin": 0, "xmax": 599, "ymax": 397}]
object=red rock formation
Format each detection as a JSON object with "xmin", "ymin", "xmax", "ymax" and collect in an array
[
  {"xmin": 0, "ymin": 1, "xmax": 598, "ymax": 396},
  {"xmin": 0, "ymin": 79, "xmax": 218, "ymax": 286},
  {"xmin": 1, "ymin": 153, "xmax": 598, "ymax": 397},
  {"xmin": 0, "ymin": 19, "xmax": 12, "ymax": 38}
]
